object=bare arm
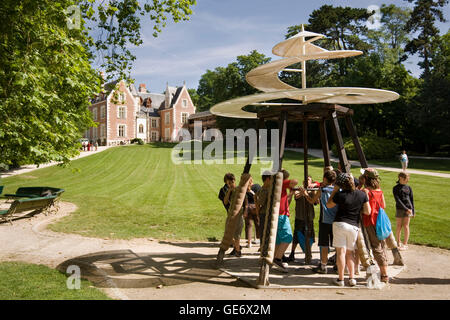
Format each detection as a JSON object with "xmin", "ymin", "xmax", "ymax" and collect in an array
[
  {"xmin": 223, "ymin": 187, "xmax": 233, "ymax": 206},
  {"xmin": 361, "ymin": 201, "xmax": 371, "ymax": 216},
  {"xmin": 326, "ymin": 185, "xmax": 340, "ymax": 208}
]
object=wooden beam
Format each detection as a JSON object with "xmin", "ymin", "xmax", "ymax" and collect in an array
[
  {"xmin": 319, "ymin": 119, "xmax": 331, "ymax": 167},
  {"xmin": 303, "ymin": 120, "xmax": 309, "ymax": 187},
  {"xmin": 344, "ymin": 115, "xmax": 368, "ymax": 169},
  {"xmin": 329, "ymin": 111, "xmax": 350, "ymax": 173},
  {"xmin": 243, "ymin": 117, "xmax": 265, "ymax": 174},
  {"xmin": 276, "ymin": 111, "xmax": 288, "ymax": 172}
]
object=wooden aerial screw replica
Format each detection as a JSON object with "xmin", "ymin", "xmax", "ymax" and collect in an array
[{"xmin": 211, "ymin": 26, "xmax": 399, "ymax": 287}]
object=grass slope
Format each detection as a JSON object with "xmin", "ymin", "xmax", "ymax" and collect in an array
[
  {"xmin": 0, "ymin": 262, "xmax": 111, "ymax": 300},
  {"xmin": 2, "ymin": 144, "xmax": 449, "ymax": 249}
]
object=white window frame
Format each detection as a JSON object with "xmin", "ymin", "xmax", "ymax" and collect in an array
[
  {"xmin": 165, "ymin": 112, "xmax": 170, "ymax": 125},
  {"xmin": 118, "ymin": 124, "xmax": 126, "ymax": 137},
  {"xmin": 151, "ymin": 131, "xmax": 158, "ymax": 141},
  {"xmin": 138, "ymin": 123, "xmax": 144, "ymax": 134},
  {"xmin": 165, "ymin": 128, "xmax": 170, "ymax": 139},
  {"xmin": 118, "ymin": 106, "xmax": 126, "ymax": 119},
  {"xmin": 151, "ymin": 119, "xmax": 158, "ymax": 128},
  {"xmin": 100, "ymin": 106, "xmax": 106, "ymax": 119},
  {"xmin": 181, "ymin": 112, "xmax": 189, "ymax": 124},
  {"xmin": 100, "ymin": 123, "xmax": 106, "ymax": 138},
  {"xmin": 92, "ymin": 107, "xmax": 97, "ymax": 121},
  {"xmin": 182, "ymin": 99, "xmax": 188, "ymax": 108},
  {"xmin": 119, "ymin": 92, "xmax": 125, "ymax": 104}
]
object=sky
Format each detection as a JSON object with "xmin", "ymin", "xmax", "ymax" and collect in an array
[{"xmin": 128, "ymin": 0, "xmax": 450, "ymax": 94}]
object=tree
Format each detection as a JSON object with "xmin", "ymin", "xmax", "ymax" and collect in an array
[
  {"xmin": 403, "ymin": 0, "xmax": 448, "ymax": 77},
  {"xmin": 0, "ymin": 0, "xmax": 196, "ymax": 167}
]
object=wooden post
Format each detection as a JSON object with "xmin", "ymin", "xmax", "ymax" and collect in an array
[
  {"xmin": 303, "ymin": 120, "xmax": 308, "ymax": 187},
  {"xmin": 329, "ymin": 111, "xmax": 350, "ymax": 173},
  {"xmin": 344, "ymin": 115, "xmax": 368, "ymax": 169},
  {"xmin": 275, "ymin": 111, "xmax": 288, "ymax": 172},
  {"xmin": 243, "ymin": 117, "xmax": 265, "ymax": 174},
  {"xmin": 319, "ymin": 119, "xmax": 331, "ymax": 167}
]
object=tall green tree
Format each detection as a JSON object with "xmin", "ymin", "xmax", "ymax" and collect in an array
[
  {"xmin": 0, "ymin": 0, "xmax": 196, "ymax": 167},
  {"xmin": 403, "ymin": 0, "xmax": 448, "ymax": 77}
]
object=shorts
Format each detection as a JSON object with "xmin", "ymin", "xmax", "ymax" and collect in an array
[
  {"xmin": 276, "ymin": 214, "xmax": 293, "ymax": 245},
  {"xmin": 396, "ymin": 208, "xmax": 413, "ymax": 218},
  {"xmin": 332, "ymin": 221, "xmax": 359, "ymax": 250},
  {"xmin": 318, "ymin": 222, "xmax": 333, "ymax": 247}
]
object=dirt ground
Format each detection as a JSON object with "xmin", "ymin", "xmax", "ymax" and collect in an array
[{"xmin": 0, "ymin": 201, "xmax": 449, "ymax": 300}]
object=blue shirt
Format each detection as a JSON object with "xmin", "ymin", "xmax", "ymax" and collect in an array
[{"xmin": 320, "ymin": 185, "xmax": 338, "ymax": 224}]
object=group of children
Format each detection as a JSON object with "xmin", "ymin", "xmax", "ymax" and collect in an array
[{"xmin": 218, "ymin": 166, "xmax": 415, "ymax": 287}]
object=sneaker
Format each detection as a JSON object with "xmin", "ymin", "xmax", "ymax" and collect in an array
[
  {"xmin": 282, "ymin": 255, "xmax": 289, "ymax": 263},
  {"xmin": 234, "ymin": 250, "xmax": 242, "ymax": 258},
  {"xmin": 247, "ymin": 242, "xmax": 252, "ymax": 249},
  {"xmin": 312, "ymin": 264, "xmax": 327, "ymax": 274},
  {"xmin": 273, "ymin": 259, "xmax": 288, "ymax": 273},
  {"xmin": 228, "ymin": 248, "xmax": 236, "ymax": 256},
  {"xmin": 348, "ymin": 278, "xmax": 357, "ymax": 287},
  {"xmin": 334, "ymin": 278, "xmax": 345, "ymax": 287}
]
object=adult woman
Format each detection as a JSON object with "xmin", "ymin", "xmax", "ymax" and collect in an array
[
  {"xmin": 362, "ymin": 168, "xmax": 390, "ymax": 283},
  {"xmin": 327, "ymin": 172, "xmax": 370, "ymax": 287},
  {"xmin": 393, "ymin": 172, "xmax": 414, "ymax": 250}
]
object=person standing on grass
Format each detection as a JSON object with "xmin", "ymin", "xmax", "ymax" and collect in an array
[
  {"xmin": 400, "ymin": 150, "xmax": 408, "ymax": 171},
  {"xmin": 361, "ymin": 168, "xmax": 390, "ymax": 283},
  {"xmin": 327, "ymin": 172, "xmax": 370, "ymax": 287},
  {"xmin": 393, "ymin": 172, "xmax": 415, "ymax": 250},
  {"xmin": 272, "ymin": 169, "xmax": 298, "ymax": 273}
]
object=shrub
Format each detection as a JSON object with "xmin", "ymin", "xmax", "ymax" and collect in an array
[
  {"xmin": 131, "ymin": 138, "xmax": 144, "ymax": 145},
  {"xmin": 332, "ymin": 133, "xmax": 400, "ymax": 160}
]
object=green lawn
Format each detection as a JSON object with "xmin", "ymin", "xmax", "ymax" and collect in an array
[
  {"xmin": 0, "ymin": 262, "xmax": 111, "ymax": 300},
  {"xmin": 369, "ymin": 158, "xmax": 450, "ymax": 174},
  {"xmin": 1, "ymin": 143, "xmax": 449, "ymax": 249}
]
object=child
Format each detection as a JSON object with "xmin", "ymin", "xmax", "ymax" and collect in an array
[
  {"xmin": 310, "ymin": 170, "xmax": 338, "ymax": 273},
  {"xmin": 289, "ymin": 176, "xmax": 317, "ymax": 264},
  {"xmin": 256, "ymin": 172, "xmax": 272, "ymax": 247},
  {"xmin": 393, "ymin": 172, "xmax": 414, "ymax": 250}
]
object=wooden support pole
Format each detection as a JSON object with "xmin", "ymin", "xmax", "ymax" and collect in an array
[
  {"xmin": 319, "ymin": 119, "xmax": 331, "ymax": 167},
  {"xmin": 344, "ymin": 115, "xmax": 369, "ymax": 169},
  {"xmin": 243, "ymin": 117, "xmax": 265, "ymax": 174},
  {"xmin": 275, "ymin": 111, "xmax": 288, "ymax": 172},
  {"xmin": 329, "ymin": 111, "xmax": 350, "ymax": 173},
  {"xmin": 303, "ymin": 120, "xmax": 308, "ymax": 187}
]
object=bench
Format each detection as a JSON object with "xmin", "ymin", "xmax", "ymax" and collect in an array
[
  {"xmin": 4, "ymin": 187, "xmax": 65, "ymax": 200},
  {"xmin": 0, "ymin": 195, "xmax": 57, "ymax": 224}
]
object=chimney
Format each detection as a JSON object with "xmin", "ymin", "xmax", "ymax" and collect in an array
[{"xmin": 139, "ymin": 83, "xmax": 147, "ymax": 93}]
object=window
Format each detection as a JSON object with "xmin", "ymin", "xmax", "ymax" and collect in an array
[
  {"xmin": 100, "ymin": 124, "xmax": 106, "ymax": 138},
  {"xmin": 92, "ymin": 107, "xmax": 97, "ymax": 121},
  {"xmin": 139, "ymin": 124, "xmax": 144, "ymax": 133},
  {"xmin": 151, "ymin": 131, "xmax": 157, "ymax": 141},
  {"xmin": 151, "ymin": 119, "xmax": 157, "ymax": 128},
  {"xmin": 165, "ymin": 128, "xmax": 170, "ymax": 139},
  {"xmin": 118, "ymin": 125, "xmax": 126, "ymax": 137},
  {"xmin": 181, "ymin": 112, "xmax": 189, "ymax": 124},
  {"xmin": 182, "ymin": 99, "xmax": 188, "ymax": 108},
  {"xmin": 118, "ymin": 106, "xmax": 126, "ymax": 119},
  {"xmin": 119, "ymin": 92, "xmax": 125, "ymax": 103},
  {"xmin": 100, "ymin": 106, "xmax": 106, "ymax": 119},
  {"xmin": 165, "ymin": 112, "xmax": 170, "ymax": 125}
]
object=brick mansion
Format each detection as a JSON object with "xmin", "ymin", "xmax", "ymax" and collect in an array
[{"xmin": 84, "ymin": 79, "xmax": 198, "ymax": 146}]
